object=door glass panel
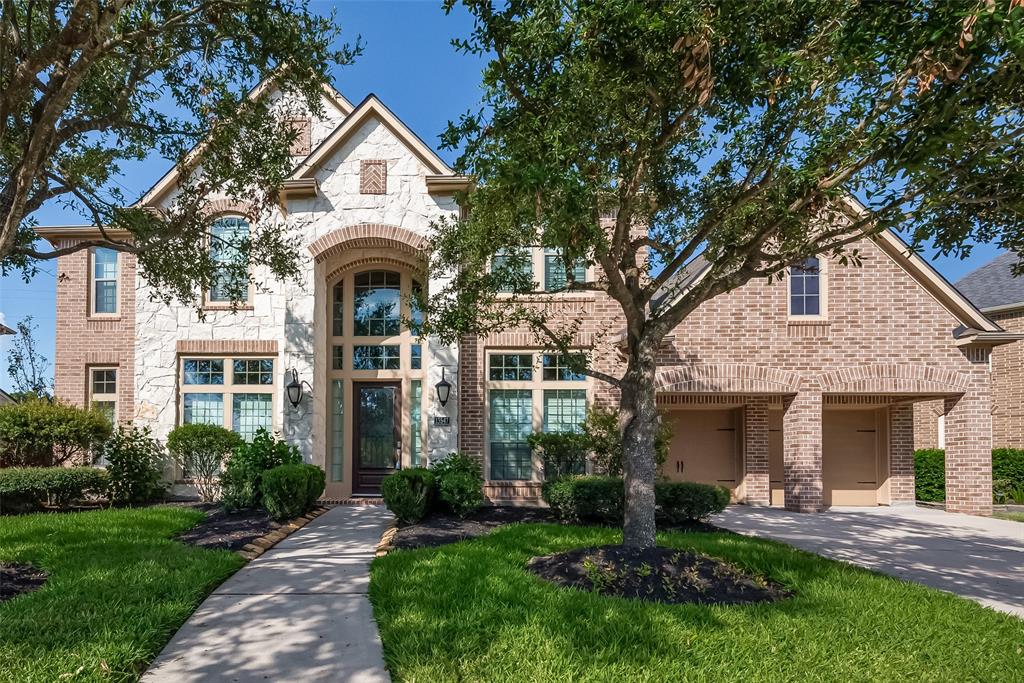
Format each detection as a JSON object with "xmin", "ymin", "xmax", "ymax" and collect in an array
[{"xmin": 358, "ymin": 386, "xmax": 396, "ymax": 468}]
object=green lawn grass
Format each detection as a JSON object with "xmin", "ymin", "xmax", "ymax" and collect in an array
[
  {"xmin": 0, "ymin": 507, "xmax": 243, "ymax": 683},
  {"xmin": 994, "ymin": 511, "xmax": 1024, "ymax": 522},
  {"xmin": 370, "ymin": 524, "xmax": 1024, "ymax": 682}
]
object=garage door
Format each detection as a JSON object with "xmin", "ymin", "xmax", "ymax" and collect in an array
[
  {"xmin": 663, "ymin": 409, "xmax": 740, "ymax": 496},
  {"xmin": 822, "ymin": 409, "xmax": 883, "ymax": 506}
]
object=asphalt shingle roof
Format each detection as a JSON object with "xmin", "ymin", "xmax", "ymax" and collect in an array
[
  {"xmin": 955, "ymin": 252, "xmax": 1024, "ymax": 311},
  {"xmin": 651, "ymin": 254, "xmax": 710, "ymax": 311}
]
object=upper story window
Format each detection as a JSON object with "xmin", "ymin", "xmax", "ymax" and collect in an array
[
  {"xmin": 492, "ymin": 249, "xmax": 533, "ymax": 293},
  {"xmin": 789, "ymin": 257, "xmax": 823, "ymax": 317},
  {"xmin": 209, "ymin": 216, "xmax": 250, "ymax": 304},
  {"xmin": 543, "ymin": 249, "xmax": 586, "ymax": 292},
  {"xmin": 91, "ymin": 248, "xmax": 119, "ymax": 315},
  {"xmin": 353, "ymin": 270, "xmax": 401, "ymax": 336}
]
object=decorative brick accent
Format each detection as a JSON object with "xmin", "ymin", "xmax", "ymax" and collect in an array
[
  {"xmin": 816, "ymin": 364, "xmax": 971, "ymax": 395},
  {"xmin": 287, "ymin": 118, "xmax": 311, "ymax": 157},
  {"xmin": 175, "ymin": 339, "xmax": 278, "ymax": 354},
  {"xmin": 743, "ymin": 398, "xmax": 771, "ymax": 505},
  {"xmin": 655, "ymin": 364, "xmax": 802, "ymax": 395},
  {"xmin": 360, "ymin": 160, "xmax": 387, "ymax": 194},
  {"xmin": 200, "ymin": 198, "xmax": 257, "ymax": 220},
  {"xmin": 889, "ymin": 405, "xmax": 916, "ymax": 502},
  {"xmin": 783, "ymin": 391, "xmax": 824, "ymax": 512},
  {"xmin": 307, "ymin": 223, "xmax": 428, "ymax": 262},
  {"xmin": 53, "ymin": 244, "xmax": 135, "ymax": 423}
]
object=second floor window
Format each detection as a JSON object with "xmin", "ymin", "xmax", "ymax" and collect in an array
[
  {"xmin": 493, "ymin": 249, "xmax": 533, "ymax": 293},
  {"xmin": 92, "ymin": 248, "xmax": 118, "ymax": 314},
  {"xmin": 209, "ymin": 217, "xmax": 250, "ymax": 304},
  {"xmin": 543, "ymin": 249, "xmax": 586, "ymax": 292},
  {"xmin": 790, "ymin": 257, "xmax": 821, "ymax": 316}
]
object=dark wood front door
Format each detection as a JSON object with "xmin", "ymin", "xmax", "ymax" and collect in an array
[{"xmin": 353, "ymin": 381, "xmax": 401, "ymax": 495}]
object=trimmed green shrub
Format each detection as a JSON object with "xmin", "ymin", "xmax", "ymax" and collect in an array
[
  {"xmin": 166, "ymin": 424, "xmax": 242, "ymax": 502},
  {"xmin": 429, "ymin": 452, "xmax": 484, "ymax": 514},
  {"xmin": 382, "ymin": 468, "xmax": 436, "ymax": 524},
  {"xmin": 261, "ymin": 464, "xmax": 310, "ymax": 521},
  {"xmin": 221, "ymin": 428, "xmax": 301, "ymax": 511},
  {"xmin": 97, "ymin": 425, "xmax": 167, "ymax": 505},
  {"xmin": 542, "ymin": 476, "xmax": 729, "ymax": 524},
  {"xmin": 581, "ymin": 405, "xmax": 671, "ymax": 476},
  {"xmin": 993, "ymin": 449, "xmax": 1024, "ymax": 497},
  {"xmin": 0, "ymin": 399, "xmax": 112, "ymax": 467},
  {"xmin": 305, "ymin": 465, "xmax": 326, "ymax": 509},
  {"xmin": 438, "ymin": 470, "xmax": 485, "ymax": 518},
  {"xmin": 541, "ymin": 475, "xmax": 623, "ymax": 524},
  {"xmin": 0, "ymin": 467, "xmax": 109, "ymax": 514},
  {"xmin": 526, "ymin": 431, "xmax": 588, "ymax": 480},
  {"xmin": 655, "ymin": 481, "xmax": 730, "ymax": 523},
  {"xmin": 914, "ymin": 449, "xmax": 946, "ymax": 502}
]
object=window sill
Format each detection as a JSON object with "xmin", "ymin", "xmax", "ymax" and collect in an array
[
  {"xmin": 787, "ymin": 317, "xmax": 830, "ymax": 324},
  {"xmin": 87, "ymin": 314, "xmax": 122, "ymax": 322},
  {"xmin": 202, "ymin": 304, "xmax": 255, "ymax": 312}
]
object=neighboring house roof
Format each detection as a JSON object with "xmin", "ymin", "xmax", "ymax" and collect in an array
[
  {"xmin": 0, "ymin": 388, "xmax": 14, "ymax": 405},
  {"xmin": 0, "ymin": 322, "xmax": 14, "ymax": 335},
  {"xmin": 954, "ymin": 251, "xmax": 1024, "ymax": 313}
]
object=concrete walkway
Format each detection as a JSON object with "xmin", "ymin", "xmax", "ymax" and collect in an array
[
  {"xmin": 715, "ymin": 505, "xmax": 1024, "ymax": 618},
  {"xmin": 144, "ymin": 505, "xmax": 394, "ymax": 682}
]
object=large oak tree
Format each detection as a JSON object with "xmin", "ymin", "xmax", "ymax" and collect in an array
[
  {"xmin": 426, "ymin": 0, "xmax": 1024, "ymax": 547},
  {"xmin": 1, "ymin": 0, "xmax": 357, "ymax": 306}
]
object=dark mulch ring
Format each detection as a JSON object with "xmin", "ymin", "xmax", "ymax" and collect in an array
[
  {"xmin": 391, "ymin": 506, "xmax": 723, "ymax": 550},
  {"xmin": 0, "ymin": 562, "xmax": 48, "ymax": 603},
  {"xmin": 527, "ymin": 545, "xmax": 791, "ymax": 606},
  {"xmin": 174, "ymin": 503, "xmax": 278, "ymax": 552}
]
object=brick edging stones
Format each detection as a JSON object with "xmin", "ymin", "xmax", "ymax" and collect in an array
[
  {"xmin": 144, "ymin": 504, "xmax": 395, "ymax": 682},
  {"xmin": 375, "ymin": 522, "xmax": 398, "ymax": 557},
  {"xmin": 237, "ymin": 506, "xmax": 330, "ymax": 561}
]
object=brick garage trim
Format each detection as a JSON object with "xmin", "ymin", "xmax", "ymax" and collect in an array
[
  {"xmin": 308, "ymin": 223, "xmax": 428, "ymax": 262},
  {"xmin": 654, "ymin": 364, "xmax": 802, "ymax": 395},
  {"xmin": 816, "ymin": 363, "xmax": 972, "ymax": 395},
  {"xmin": 175, "ymin": 340, "xmax": 279, "ymax": 354}
]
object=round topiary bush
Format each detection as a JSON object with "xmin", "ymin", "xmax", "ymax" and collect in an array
[{"xmin": 381, "ymin": 468, "xmax": 436, "ymax": 524}]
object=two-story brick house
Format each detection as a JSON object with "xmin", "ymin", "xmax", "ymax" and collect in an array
[{"xmin": 38, "ymin": 78, "xmax": 1015, "ymax": 515}]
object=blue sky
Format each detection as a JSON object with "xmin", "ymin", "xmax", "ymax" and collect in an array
[{"xmin": 0, "ymin": 0, "xmax": 1006, "ymax": 392}]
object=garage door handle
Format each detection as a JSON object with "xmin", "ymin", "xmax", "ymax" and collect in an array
[
  {"xmin": 716, "ymin": 428, "xmax": 736, "ymax": 432},
  {"xmin": 676, "ymin": 461, "xmax": 684, "ymax": 473},
  {"xmin": 856, "ymin": 429, "xmax": 877, "ymax": 433},
  {"xmin": 857, "ymin": 481, "xmax": 877, "ymax": 485}
]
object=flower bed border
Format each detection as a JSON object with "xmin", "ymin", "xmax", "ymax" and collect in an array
[{"xmin": 236, "ymin": 505, "xmax": 330, "ymax": 561}]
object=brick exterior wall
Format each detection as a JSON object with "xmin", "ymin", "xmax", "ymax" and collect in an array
[
  {"xmin": 888, "ymin": 404, "xmax": 916, "ymax": 502},
  {"xmin": 989, "ymin": 309, "xmax": 1024, "ymax": 448},
  {"xmin": 743, "ymin": 398, "xmax": 770, "ymax": 505},
  {"xmin": 53, "ymin": 241, "xmax": 136, "ymax": 423}
]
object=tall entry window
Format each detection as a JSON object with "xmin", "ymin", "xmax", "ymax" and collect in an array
[{"xmin": 353, "ymin": 271, "xmax": 401, "ymax": 336}]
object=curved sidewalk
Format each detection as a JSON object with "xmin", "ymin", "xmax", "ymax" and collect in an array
[{"xmin": 144, "ymin": 504, "xmax": 394, "ymax": 682}]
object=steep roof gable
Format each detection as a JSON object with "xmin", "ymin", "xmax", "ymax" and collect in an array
[{"xmin": 954, "ymin": 251, "xmax": 1024, "ymax": 312}]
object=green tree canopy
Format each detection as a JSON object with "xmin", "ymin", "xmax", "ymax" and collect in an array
[
  {"xmin": 428, "ymin": 0, "xmax": 1024, "ymax": 547},
  {"xmin": 1, "ymin": 0, "xmax": 357, "ymax": 307}
]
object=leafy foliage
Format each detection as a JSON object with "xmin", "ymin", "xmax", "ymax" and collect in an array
[
  {"xmin": 654, "ymin": 482, "xmax": 730, "ymax": 524},
  {"xmin": 4, "ymin": 316, "xmax": 51, "ymax": 398},
  {"xmin": 166, "ymin": 423, "xmax": 242, "ymax": 502},
  {"xmin": 260, "ymin": 463, "xmax": 322, "ymax": 521},
  {"xmin": 542, "ymin": 476, "xmax": 729, "ymax": 524},
  {"xmin": 581, "ymin": 405, "xmax": 671, "ymax": 477},
  {"xmin": 0, "ymin": 466, "xmax": 109, "ymax": 513},
  {"xmin": 382, "ymin": 468, "xmax": 437, "ymax": 524},
  {"xmin": 0, "ymin": 399, "xmax": 111, "ymax": 467},
  {"xmin": 1, "ymin": 1, "xmax": 360, "ymax": 311},
  {"xmin": 915, "ymin": 448, "xmax": 1024, "ymax": 502},
  {"xmin": 526, "ymin": 431, "xmax": 588, "ymax": 480},
  {"xmin": 221, "ymin": 428, "xmax": 301, "ymax": 511},
  {"xmin": 429, "ymin": 452, "xmax": 485, "ymax": 515},
  {"xmin": 97, "ymin": 425, "xmax": 167, "ymax": 505}
]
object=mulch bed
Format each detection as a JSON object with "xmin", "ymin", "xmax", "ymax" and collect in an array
[
  {"xmin": 0, "ymin": 562, "xmax": 48, "ymax": 603},
  {"xmin": 391, "ymin": 507, "xmax": 722, "ymax": 550},
  {"xmin": 527, "ymin": 545, "xmax": 790, "ymax": 606},
  {"xmin": 174, "ymin": 504, "xmax": 278, "ymax": 552}
]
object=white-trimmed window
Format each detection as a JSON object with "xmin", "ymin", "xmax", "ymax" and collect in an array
[
  {"xmin": 789, "ymin": 257, "xmax": 826, "ymax": 317},
  {"xmin": 543, "ymin": 249, "xmax": 586, "ymax": 292},
  {"xmin": 89, "ymin": 367, "xmax": 117, "ymax": 424},
  {"xmin": 485, "ymin": 351, "xmax": 590, "ymax": 481},
  {"xmin": 493, "ymin": 247, "xmax": 590, "ymax": 294},
  {"xmin": 91, "ymin": 248, "xmax": 119, "ymax": 315},
  {"xmin": 208, "ymin": 216, "xmax": 250, "ymax": 304},
  {"xmin": 492, "ymin": 249, "xmax": 533, "ymax": 293},
  {"xmin": 180, "ymin": 356, "xmax": 275, "ymax": 441}
]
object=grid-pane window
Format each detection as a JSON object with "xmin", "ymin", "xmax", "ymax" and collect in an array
[
  {"xmin": 352, "ymin": 345, "xmax": 400, "ymax": 370},
  {"xmin": 331, "ymin": 379, "xmax": 344, "ymax": 481},
  {"xmin": 411, "ymin": 280, "xmax": 425, "ymax": 329},
  {"xmin": 92, "ymin": 248, "xmax": 118, "ymax": 314},
  {"xmin": 233, "ymin": 359, "xmax": 273, "ymax": 385},
  {"xmin": 411, "ymin": 380, "xmax": 423, "ymax": 467},
  {"xmin": 232, "ymin": 393, "xmax": 273, "ymax": 441},
  {"xmin": 411, "ymin": 344, "xmax": 422, "ymax": 370},
  {"xmin": 543, "ymin": 249, "xmax": 586, "ymax": 292},
  {"xmin": 543, "ymin": 390, "xmax": 587, "ymax": 434},
  {"xmin": 209, "ymin": 217, "xmax": 250, "ymax": 303},
  {"xmin": 89, "ymin": 367, "xmax": 117, "ymax": 424},
  {"xmin": 542, "ymin": 354, "xmax": 587, "ymax": 381},
  {"xmin": 183, "ymin": 359, "xmax": 224, "ymax": 385},
  {"xmin": 183, "ymin": 393, "xmax": 224, "ymax": 425},
  {"xmin": 493, "ymin": 249, "xmax": 532, "ymax": 293},
  {"xmin": 332, "ymin": 345, "xmax": 344, "ymax": 370},
  {"xmin": 489, "ymin": 354, "xmax": 533, "ymax": 381},
  {"xmin": 332, "ymin": 283, "xmax": 344, "ymax": 336},
  {"xmin": 790, "ymin": 257, "xmax": 821, "ymax": 316},
  {"xmin": 353, "ymin": 270, "xmax": 401, "ymax": 336},
  {"xmin": 489, "ymin": 389, "xmax": 533, "ymax": 480}
]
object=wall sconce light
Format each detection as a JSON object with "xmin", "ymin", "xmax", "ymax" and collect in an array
[
  {"xmin": 285, "ymin": 368, "xmax": 313, "ymax": 408},
  {"xmin": 435, "ymin": 367, "xmax": 452, "ymax": 408}
]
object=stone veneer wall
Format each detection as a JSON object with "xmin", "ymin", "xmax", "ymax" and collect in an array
[{"xmin": 54, "ymin": 243, "xmax": 136, "ymax": 424}]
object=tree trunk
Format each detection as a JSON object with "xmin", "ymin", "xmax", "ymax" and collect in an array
[{"xmin": 620, "ymin": 340, "xmax": 660, "ymax": 549}]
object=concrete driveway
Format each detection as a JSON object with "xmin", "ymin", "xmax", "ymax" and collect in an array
[
  {"xmin": 144, "ymin": 504, "xmax": 394, "ymax": 682},
  {"xmin": 715, "ymin": 505, "xmax": 1024, "ymax": 618}
]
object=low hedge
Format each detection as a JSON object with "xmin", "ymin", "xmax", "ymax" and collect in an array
[
  {"xmin": 261, "ymin": 463, "xmax": 325, "ymax": 521},
  {"xmin": 0, "ymin": 467, "xmax": 110, "ymax": 514},
  {"xmin": 382, "ymin": 468, "xmax": 436, "ymax": 524},
  {"xmin": 541, "ymin": 476, "xmax": 730, "ymax": 524},
  {"xmin": 914, "ymin": 448, "xmax": 1024, "ymax": 502}
]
